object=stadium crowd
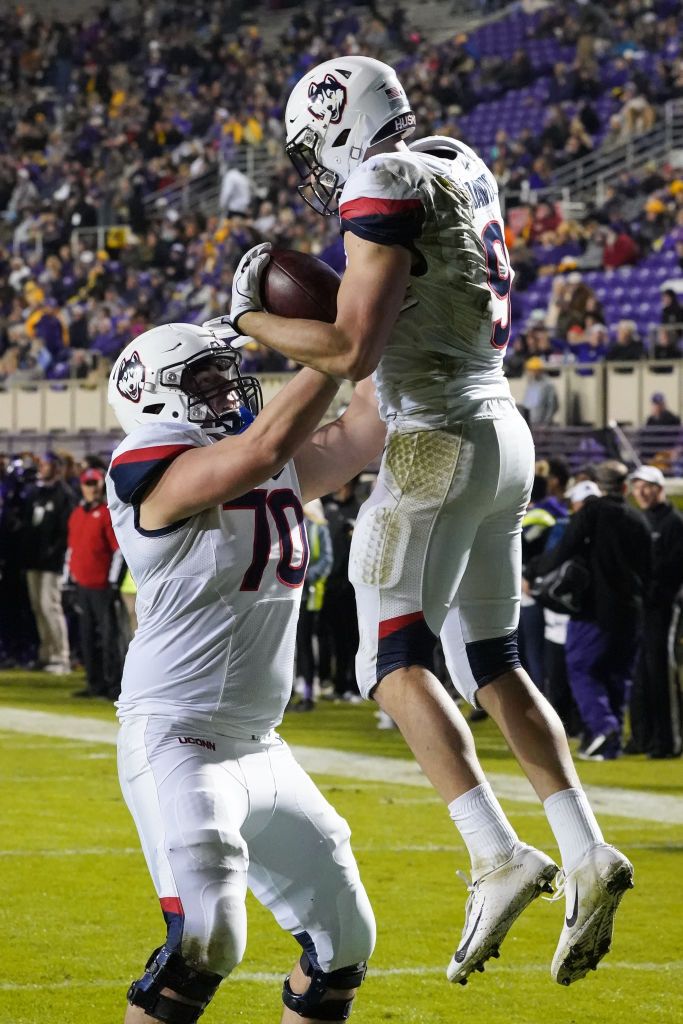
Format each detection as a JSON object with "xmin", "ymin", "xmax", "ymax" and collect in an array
[{"xmin": 0, "ymin": 0, "xmax": 683, "ymax": 385}]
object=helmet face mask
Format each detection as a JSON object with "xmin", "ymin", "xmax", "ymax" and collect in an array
[
  {"xmin": 285, "ymin": 127, "xmax": 342, "ymax": 215},
  {"xmin": 179, "ymin": 353, "xmax": 261, "ymax": 436},
  {"xmin": 108, "ymin": 323, "xmax": 262, "ymax": 438},
  {"xmin": 285, "ymin": 56, "xmax": 415, "ymax": 217}
]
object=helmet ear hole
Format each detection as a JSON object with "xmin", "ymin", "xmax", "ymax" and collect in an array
[
  {"xmin": 142, "ymin": 403, "xmax": 165, "ymax": 416},
  {"xmin": 332, "ymin": 128, "xmax": 350, "ymax": 148}
]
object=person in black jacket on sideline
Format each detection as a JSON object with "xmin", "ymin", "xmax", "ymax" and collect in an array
[
  {"xmin": 21, "ymin": 452, "xmax": 76, "ymax": 673},
  {"xmin": 528, "ymin": 461, "xmax": 651, "ymax": 760},
  {"xmin": 628, "ymin": 465, "xmax": 683, "ymax": 758}
]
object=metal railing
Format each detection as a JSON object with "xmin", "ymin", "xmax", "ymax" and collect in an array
[
  {"xmin": 550, "ymin": 99, "xmax": 683, "ymax": 202},
  {"xmin": 69, "ymin": 225, "xmax": 132, "ymax": 258},
  {"xmin": 646, "ymin": 322, "xmax": 683, "ymax": 351},
  {"xmin": 531, "ymin": 423, "xmax": 683, "ymax": 480},
  {"xmin": 141, "ymin": 145, "xmax": 281, "ymax": 218}
]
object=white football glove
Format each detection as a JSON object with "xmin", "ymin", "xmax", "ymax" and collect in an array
[
  {"xmin": 229, "ymin": 242, "xmax": 271, "ymax": 333},
  {"xmin": 201, "ymin": 315, "xmax": 251, "ymax": 348}
]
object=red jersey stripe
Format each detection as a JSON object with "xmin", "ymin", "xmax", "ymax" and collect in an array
[
  {"xmin": 340, "ymin": 196, "xmax": 423, "ymax": 220},
  {"xmin": 111, "ymin": 443, "xmax": 195, "ymax": 467},
  {"xmin": 378, "ymin": 610, "xmax": 425, "ymax": 639},
  {"xmin": 160, "ymin": 896, "xmax": 184, "ymax": 916}
]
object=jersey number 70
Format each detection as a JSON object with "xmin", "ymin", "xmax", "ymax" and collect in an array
[
  {"xmin": 481, "ymin": 220, "xmax": 512, "ymax": 350},
  {"xmin": 223, "ymin": 488, "xmax": 308, "ymax": 591}
]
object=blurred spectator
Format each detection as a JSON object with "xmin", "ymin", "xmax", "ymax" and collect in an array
[
  {"xmin": 21, "ymin": 452, "xmax": 75, "ymax": 674},
  {"xmin": 293, "ymin": 499, "xmax": 333, "ymax": 712},
  {"xmin": 0, "ymin": 455, "xmax": 39, "ymax": 667},
  {"xmin": 537, "ymin": 455, "xmax": 571, "ymax": 520},
  {"xmin": 546, "ymin": 273, "xmax": 602, "ymax": 341},
  {"xmin": 64, "ymin": 468, "xmax": 124, "ymax": 699},
  {"xmin": 619, "ymin": 86, "xmax": 657, "ymax": 139},
  {"xmin": 219, "ymin": 164, "xmax": 252, "ymax": 218},
  {"xmin": 520, "ymin": 458, "xmax": 570, "ymax": 693},
  {"xmin": 602, "ymin": 227, "xmax": 640, "ymax": 270},
  {"xmin": 628, "ymin": 465, "xmax": 683, "ymax": 758},
  {"xmin": 645, "ymin": 391, "xmax": 681, "ymax": 427},
  {"xmin": 566, "ymin": 479, "xmax": 601, "ymax": 512},
  {"xmin": 529, "ymin": 460, "xmax": 651, "ymax": 760},
  {"xmin": 651, "ymin": 325, "xmax": 682, "ymax": 359},
  {"xmin": 543, "ymin": 477, "xmax": 599, "ymax": 738},
  {"xmin": 119, "ymin": 568, "xmax": 138, "ymax": 638},
  {"xmin": 503, "ymin": 333, "xmax": 529, "ymax": 378},
  {"xmin": 637, "ymin": 197, "xmax": 669, "ymax": 251},
  {"xmin": 566, "ymin": 322, "xmax": 610, "ymax": 363},
  {"xmin": 522, "ymin": 357, "xmax": 559, "ymax": 425},
  {"xmin": 661, "ymin": 288, "xmax": 683, "ymax": 337},
  {"xmin": 320, "ymin": 478, "xmax": 361, "ymax": 701},
  {"xmin": 605, "ymin": 320, "xmax": 644, "ymax": 361}
]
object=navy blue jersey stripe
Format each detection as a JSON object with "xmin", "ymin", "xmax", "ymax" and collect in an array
[
  {"xmin": 110, "ymin": 457, "xmax": 168, "ymax": 505},
  {"xmin": 340, "ymin": 208, "xmax": 424, "ymax": 248}
]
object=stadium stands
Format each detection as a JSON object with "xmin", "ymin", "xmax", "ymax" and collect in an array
[{"xmin": 0, "ymin": 0, "xmax": 682, "ymax": 404}]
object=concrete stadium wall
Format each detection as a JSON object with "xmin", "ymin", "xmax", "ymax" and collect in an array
[{"xmin": 0, "ymin": 365, "xmax": 679, "ymax": 445}]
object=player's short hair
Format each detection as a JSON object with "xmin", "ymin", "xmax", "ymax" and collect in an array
[
  {"xmin": 594, "ymin": 459, "xmax": 629, "ymax": 494},
  {"xmin": 547, "ymin": 456, "xmax": 570, "ymax": 489}
]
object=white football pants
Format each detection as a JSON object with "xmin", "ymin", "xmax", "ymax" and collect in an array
[
  {"xmin": 350, "ymin": 413, "xmax": 534, "ymax": 704},
  {"xmin": 118, "ymin": 715, "xmax": 376, "ymax": 977}
]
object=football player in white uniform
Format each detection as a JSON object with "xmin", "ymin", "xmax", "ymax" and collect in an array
[
  {"xmin": 218, "ymin": 57, "xmax": 634, "ymax": 987},
  {"xmin": 107, "ymin": 322, "xmax": 384, "ymax": 1023}
]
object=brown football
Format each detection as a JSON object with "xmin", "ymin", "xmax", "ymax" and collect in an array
[{"xmin": 260, "ymin": 248, "xmax": 341, "ymax": 323}]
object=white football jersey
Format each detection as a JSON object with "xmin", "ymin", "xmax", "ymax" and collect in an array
[
  {"xmin": 107, "ymin": 422, "xmax": 308, "ymax": 738},
  {"xmin": 339, "ymin": 137, "xmax": 516, "ymax": 429}
]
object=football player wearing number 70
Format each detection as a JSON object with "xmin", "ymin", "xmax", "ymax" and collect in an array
[
  {"xmin": 106, "ymin": 322, "xmax": 384, "ymax": 1024},
  {"xmin": 224, "ymin": 56, "xmax": 634, "ymax": 988}
]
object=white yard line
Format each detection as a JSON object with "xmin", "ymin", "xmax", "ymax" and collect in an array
[
  {"xmin": 0, "ymin": 841, "xmax": 680, "ymax": 859},
  {"xmin": 2, "ymin": 707, "xmax": 682, "ymax": 824},
  {"xmin": 1, "ymin": 960, "xmax": 681, "ymax": 991}
]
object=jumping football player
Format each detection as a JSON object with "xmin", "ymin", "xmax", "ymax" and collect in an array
[
  {"xmin": 107, "ymin": 322, "xmax": 383, "ymax": 1023},
  {"xmin": 217, "ymin": 56, "xmax": 634, "ymax": 986}
]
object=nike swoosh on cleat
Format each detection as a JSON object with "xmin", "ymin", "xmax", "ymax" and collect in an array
[
  {"xmin": 566, "ymin": 886, "xmax": 579, "ymax": 928},
  {"xmin": 454, "ymin": 904, "xmax": 485, "ymax": 964}
]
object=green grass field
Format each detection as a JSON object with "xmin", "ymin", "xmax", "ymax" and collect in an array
[{"xmin": 2, "ymin": 671, "xmax": 682, "ymax": 1024}]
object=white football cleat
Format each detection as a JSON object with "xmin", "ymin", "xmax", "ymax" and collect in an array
[
  {"xmin": 447, "ymin": 843, "xmax": 558, "ymax": 985},
  {"xmin": 551, "ymin": 843, "xmax": 634, "ymax": 986}
]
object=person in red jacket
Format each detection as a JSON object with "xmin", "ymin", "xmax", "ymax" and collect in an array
[
  {"xmin": 602, "ymin": 227, "xmax": 639, "ymax": 270},
  {"xmin": 65, "ymin": 467, "xmax": 124, "ymax": 699}
]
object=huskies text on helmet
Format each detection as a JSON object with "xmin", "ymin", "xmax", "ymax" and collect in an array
[
  {"xmin": 108, "ymin": 323, "xmax": 262, "ymax": 438},
  {"xmin": 285, "ymin": 56, "xmax": 415, "ymax": 215}
]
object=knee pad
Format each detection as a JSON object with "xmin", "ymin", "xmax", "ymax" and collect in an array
[
  {"xmin": 375, "ymin": 611, "xmax": 437, "ymax": 686},
  {"xmin": 282, "ymin": 953, "xmax": 367, "ymax": 1021},
  {"xmin": 466, "ymin": 628, "xmax": 521, "ymax": 688},
  {"xmin": 128, "ymin": 903, "xmax": 223, "ymax": 1024},
  {"xmin": 127, "ymin": 946, "xmax": 223, "ymax": 1024}
]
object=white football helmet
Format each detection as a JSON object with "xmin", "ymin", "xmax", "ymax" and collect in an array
[
  {"xmin": 285, "ymin": 55, "xmax": 415, "ymax": 215},
  {"xmin": 108, "ymin": 322, "xmax": 262, "ymax": 438}
]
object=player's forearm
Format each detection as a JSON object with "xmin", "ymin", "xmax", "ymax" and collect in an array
[
  {"xmin": 239, "ymin": 311, "xmax": 372, "ymax": 380},
  {"xmin": 250, "ymin": 367, "xmax": 340, "ymax": 470},
  {"xmin": 296, "ymin": 376, "xmax": 386, "ymax": 502}
]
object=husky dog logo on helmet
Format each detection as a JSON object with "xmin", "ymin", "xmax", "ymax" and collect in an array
[
  {"xmin": 307, "ymin": 74, "xmax": 347, "ymax": 124},
  {"xmin": 116, "ymin": 350, "xmax": 145, "ymax": 403}
]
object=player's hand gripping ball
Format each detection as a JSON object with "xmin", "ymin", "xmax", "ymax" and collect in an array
[
  {"xmin": 229, "ymin": 242, "xmax": 272, "ymax": 332},
  {"xmin": 260, "ymin": 248, "xmax": 341, "ymax": 323}
]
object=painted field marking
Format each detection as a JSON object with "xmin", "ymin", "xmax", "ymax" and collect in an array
[
  {"xmin": 1, "ymin": 960, "xmax": 682, "ymax": 991},
  {"xmin": 2, "ymin": 708, "xmax": 682, "ymax": 824}
]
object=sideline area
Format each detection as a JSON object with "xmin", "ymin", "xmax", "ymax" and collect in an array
[{"xmin": 3, "ymin": 706, "xmax": 681, "ymax": 825}]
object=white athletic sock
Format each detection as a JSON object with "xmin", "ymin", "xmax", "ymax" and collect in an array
[
  {"xmin": 448, "ymin": 783, "xmax": 518, "ymax": 879},
  {"xmin": 544, "ymin": 787, "xmax": 604, "ymax": 873}
]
